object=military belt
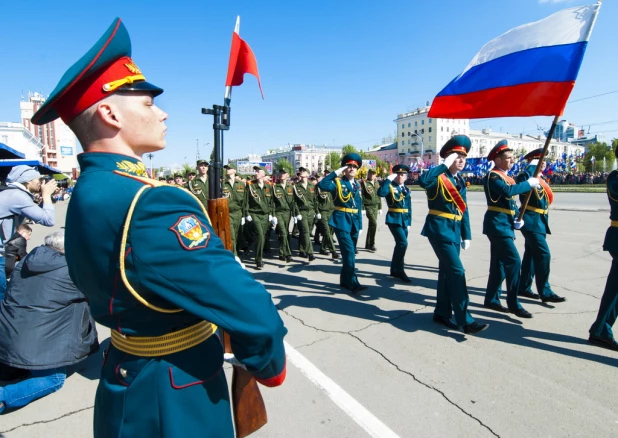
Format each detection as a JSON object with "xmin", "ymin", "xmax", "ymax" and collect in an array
[
  {"xmin": 388, "ymin": 208, "xmax": 408, "ymax": 213},
  {"xmin": 110, "ymin": 321, "xmax": 217, "ymax": 357},
  {"xmin": 334, "ymin": 207, "xmax": 358, "ymax": 214},
  {"xmin": 611, "ymin": 221, "xmax": 618, "ymax": 228},
  {"xmin": 428, "ymin": 209, "xmax": 462, "ymax": 221},
  {"xmin": 525, "ymin": 206, "xmax": 548, "ymax": 215},
  {"xmin": 487, "ymin": 206, "xmax": 515, "ymax": 216}
]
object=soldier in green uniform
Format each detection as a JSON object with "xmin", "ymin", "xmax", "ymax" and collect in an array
[
  {"xmin": 483, "ymin": 140, "xmax": 541, "ymax": 319},
  {"xmin": 245, "ymin": 166, "xmax": 274, "ymax": 270},
  {"xmin": 516, "ymin": 149, "xmax": 566, "ymax": 303},
  {"xmin": 184, "ymin": 170, "xmax": 196, "ymax": 188},
  {"xmin": 377, "ymin": 164, "xmax": 412, "ymax": 283},
  {"xmin": 222, "ymin": 163, "xmax": 246, "ymax": 256},
  {"xmin": 187, "ymin": 159, "xmax": 209, "ymax": 207},
  {"xmin": 173, "ymin": 173, "xmax": 184, "ymax": 186},
  {"xmin": 588, "ymin": 146, "xmax": 618, "ymax": 351},
  {"xmin": 272, "ymin": 168, "xmax": 294, "ymax": 262},
  {"xmin": 316, "ymin": 171, "xmax": 338, "ymax": 259},
  {"xmin": 419, "ymin": 136, "xmax": 488, "ymax": 334},
  {"xmin": 361, "ymin": 169, "xmax": 382, "ymax": 251},
  {"xmin": 30, "ymin": 18, "xmax": 287, "ymax": 437},
  {"xmin": 293, "ymin": 167, "xmax": 317, "ymax": 261}
]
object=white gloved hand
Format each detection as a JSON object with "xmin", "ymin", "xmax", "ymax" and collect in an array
[
  {"xmin": 443, "ymin": 152, "xmax": 458, "ymax": 168},
  {"xmin": 223, "ymin": 353, "xmax": 247, "ymax": 370},
  {"xmin": 378, "ymin": 209, "xmax": 383, "ymax": 215},
  {"xmin": 362, "ymin": 209, "xmax": 366, "ymax": 214},
  {"xmin": 387, "ymin": 174, "xmax": 397, "ymax": 181},
  {"xmin": 335, "ymin": 166, "xmax": 347, "ymax": 176},
  {"xmin": 246, "ymin": 215, "xmax": 253, "ymax": 222},
  {"xmin": 407, "ymin": 226, "xmax": 411, "ymax": 231},
  {"xmin": 293, "ymin": 217, "xmax": 297, "ymax": 224},
  {"xmin": 514, "ymin": 219, "xmax": 525, "ymax": 230},
  {"xmin": 527, "ymin": 177, "xmax": 540, "ymax": 189},
  {"xmin": 316, "ymin": 213, "xmax": 322, "ymax": 220},
  {"xmin": 296, "ymin": 214, "xmax": 303, "ymax": 221},
  {"xmin": 268, "ymin": 215, "xmax": 273, "ymax": 222},
  {"xmin": 241, "ymin": 217, "xmax": 246, "ymax": 226},
  {"xmin": 271, "ymin": 217, "xmax": 278, "ymax": 226},
  {"xmin": 461, "ymin": 240, "xmax": 471, "ymax": 251},
  {"xmin": 358, "ymin": 229, "xmax": 363, "ymax": 235},
  {"xmin": 529, "ymin": 159, "xmax": 539, "ymax": 167}
]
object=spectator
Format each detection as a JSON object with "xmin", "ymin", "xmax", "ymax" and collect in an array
[
  {"xmin": 0, "ymin": 230, "xmax": 98, "ymax": 414},
  {"xmin": 3, "ymin": 224, "xmax": 32, "ymax": 279}
]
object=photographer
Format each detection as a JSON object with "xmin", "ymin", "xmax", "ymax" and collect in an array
[{"xmin": 0, "ymin": 165, "xmax": 57, "ymax": 298}]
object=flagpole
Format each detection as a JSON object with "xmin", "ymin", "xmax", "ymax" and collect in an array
[{"xmin": 517, "ymin": 114, "xmax": 559, "ymax": 221}]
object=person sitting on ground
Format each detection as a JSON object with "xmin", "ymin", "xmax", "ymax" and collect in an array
[
  {"xmin": 0, "ymin": 230, "xmax": 98, "ymax": 414},
  {"xmin": 4, "ymin": 224, "xmax": 32, "ymax": 279}
]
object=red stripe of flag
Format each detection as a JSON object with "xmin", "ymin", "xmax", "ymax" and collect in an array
[{"xmin": 225, "ymin": 32, "xmax": 264, "ymax": 99}]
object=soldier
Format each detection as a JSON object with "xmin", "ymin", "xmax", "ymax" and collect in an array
[
  {"xmin": 419, "ymin": 136, "xmax": 488, "ymax": 334},
  {"xmin": 318, "ymin": 153, "xmax": 365, "ymax": 293},
  {"xmin": 173, "ymin": 173, "xmax": 184, "ymax": 186},
  {"xmin": 377, "ymin": 164, "xmax": 412, "ymax": 283},
  {"xmin": 516, "ymin": 149, "xmax": 566, "ymax": 303},
  {"xmin": 32, "ymin": 18, "xmax": 286, "ymax": 437},
  {"xmin": 185, "ymin": 170, "xmax": 196, "ymax": 186},
  {"xmin": 245, "ymin": 166, "xmax": 274, "ymax": 269},
  {"xmin": 316, "ymin": 171, "xmax": 338, "ymax": 259},
  {"xmin": 272, "ymin": 168, "xmax": 294, "ymax": 262},
  {"xmin": 187, "ymin": 159, "xmax": 209, "ymax": 207},
  {"xmin": 483, "ymin": 140, "xmax": 541, "ymax": 319},
  {"xmin": 166, "ymin": 177, "xmax": 174, "ymax": 185},
  {"xmin": 588, "ymin": 146, "xmax": 618, "ymax": 351},
  {"xmin": 222, "ymin": 163, "xmax": 246, "ymax": 256},
  {"xmin": 293, "ymin": 167, "xmax": 317, "ymax": 261},
  {"xmin": 361, "ymin": 169, "xmax": 382, "ymax": 251}
]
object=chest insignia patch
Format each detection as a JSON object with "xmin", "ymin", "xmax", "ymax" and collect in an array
[{"xmin": 170, "ymin": 215, "xmax": 210, "ymax": 250}]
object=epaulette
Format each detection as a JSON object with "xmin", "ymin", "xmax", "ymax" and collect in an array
[{"xmin": 113, "ymin": 171, "xmax": 166, "ymax": 187}]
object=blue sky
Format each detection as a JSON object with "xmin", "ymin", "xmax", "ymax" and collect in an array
[{"xmin": 0, "ymin": 0, "xmax": 615, "ymax": 168}]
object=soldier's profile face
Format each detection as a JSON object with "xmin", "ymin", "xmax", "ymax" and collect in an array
[{"xmin": 115, "ymin": 92, "xmax": 167, "ymax": 153}]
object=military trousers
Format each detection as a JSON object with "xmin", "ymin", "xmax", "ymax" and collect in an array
[
  {"xmin": 298, "ymin": 210, "xmax": 314, "ymax": 255},
  {"xmin": 250, "ymin": 213, "xmax": 270, "ymax": 263},
  {"xmin": 519, "ymin": 230, "xmax": 554, "ymax": 299},
  {"xmin": 387, "ymin": 224, "xmax": 408, "ymax": 276},
  {"xmin": 590, "ymin": 251, "xmax": 618, "ymax": 340},
  {"xmin": 485, "ymin": 236, "xmax": 523, "ymax": 311},
  {"xmin": 428, "ymin": 238, "xmax": 475, "ymax": 327},
  {"xmin": 275, "ymin": 211, "xmax": 292, "ymax": 257},
  {"xmin": 333, "ymin": 225, "xmax": 361, "ymax": 291},
  {"xmin": 229, "ymin": 211, "xmax": 243, "ymax": 256},
  {"xmin": 365, "ymin": 205, "xmax": 379, "ymax": 248},
  {"xmin": 318, "ymin": 210, "xmax": 336, "ymax": 253}
]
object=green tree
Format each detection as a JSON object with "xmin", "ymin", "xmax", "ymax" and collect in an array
[
  {"xmin": 584, "ymin": 142, "xmax": 614, "ymax": 172},
  {"xmin": 326, "ymin": 151, "xmax": 341, "ymax": 170},
  {"xmin": 181, "ymin": 163, "xmax": 195, "ymax": 177},
  {"xmin": 341, "ymin": 144, "xmax": 358, "ymax": 156},
  {"xmin": 276, "ymin": 158, "xmax": 294, "ymax": 175},
  {"xmin": 612, "ymin": 138, "xmax": 618, "ymax": 151}
]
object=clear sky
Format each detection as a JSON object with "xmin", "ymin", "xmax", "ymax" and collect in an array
[{"xmin": 0, "ymin": 0, "xmax": 616, "ymax": 169}]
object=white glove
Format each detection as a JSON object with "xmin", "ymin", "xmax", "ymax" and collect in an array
[
  {"xmin": 378, "ymin": 210, "xmax": 383, "ymax": 215},
  {"xmin": 296, "ymin": 214, "xmax": 303, "ymax": 221},
  {"xmin": 407, "ymin": 226, "xmax": 411, "ymax": 231},
  {"xmin": 293, "ymin": 217, "xmax": 297, "ymax": 224},
  {"xmin": 527, "ymin": 177, "xmax": 540, "ymax": 189},
  {"xmin": 335, "ymin": 166, "xmax": 347, "ymax": 176},
  {"xmin": 246, "ymin": 215, "xmax": 253, "ymax": 222},
  {"xmin": 223, "ymin": 353, "xmax": 247, "ymax": 370},
  {"xmin": 362, "ymin": 210, "xmax": 366, "ymax": 214},
  {"xmin": 316, "ymin": 213, "xmax": 322, "ymax": 219},
  {"xmin": 461, "ymin": 240, "xmax": 471, "ymax": 251},
  {"xmin": 268, "ymin": 215, "xmax": 273, "ymax": 222},
  {"xmin": 443, "ymin": 152, "xmax": 458, "ymax": 168},
  {"xmin": 387, "ymin": 174, "xmax": 397, "ymax": 181},
  {"xmin": 529, "ymin": 159, "xmax": 539, "ymax": 167},
  {"xmin": 358, "ymin": 229, "xmax": 363, "ymax": 235},
  {"xmin": 271, "ymin": 217, "xmax": 278, "ymax": 226},
  {"xmin": 241, "ymin": 217, "xmax": 246, "ymax": 226},
  {"xmin": 514, "ymin": 219, "xmax": 524, "ymax": 230}
]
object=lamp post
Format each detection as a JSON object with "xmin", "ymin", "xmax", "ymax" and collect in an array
[
  {"xmin": 146, "ymin": 153, "xmax": 154, "ymax": 178},
  {"xmin": 410, "ymin": 132, "xmax": 425, "ymax": 173}
]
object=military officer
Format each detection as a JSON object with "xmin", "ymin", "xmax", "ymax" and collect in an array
[
  {"xmin": 187, "ymin": 159, "xmax": 209, "ymax": 206},
  {"xmin": 483, "ymin": 140, "xmax": 541, "ymax": 319},
  {"xmin": 377, "ymin": 164, "xmax": 412, "ymax": 283},
  {"xmin": 318, "ymin": 153, "xmax": 366, "ymax": 293},
  {"xmin": 516, "ymin": 149, "xmax": 566, "ymax": 303},
  {"xmin": 293, "ymin": 167, "xmax": 317, "ymax": 261},
  {"xmin": 31, "ymin": 18, "xmax": 286, "ymax": 437},
  {"xmin": 272, "ymin": 168, "xmax": 294, "ymax": 262},
  {"xmin": 419, "ymin": 136, "xmax": 488, "ymax": 334},
  {"xmin": 245, "ymin": 166, "xmax": 274, "ymax": 269},
  {"xmin": 361, "ymin": 169, "xmax": 382, "ymax": 251},
  {"xmin": 588, "ymin": 146, "xmax": 618, "ymax": 351},
  {"xmin": 316, "ymin": 171, "xmax": 338, "ymax": 259},
  {"xmin": 222, "ymin": 163, "xmax": 246, "ymax": 256}
]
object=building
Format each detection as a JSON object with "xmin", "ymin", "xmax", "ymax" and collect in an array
[
  {"xmin": 367, "ymin": 143, "xmax": 398, "ymax": 165},
  {"xmin": 20, "ymin": 92, "xmax": 79, "ymax": 177},
  {"xmin": 260, "ymin": 144, "xmax": 341, "ymax": 174},
  {"xmin": 569, "ymin": 134, "xmax": 605, "ymax": 147},
  {"xmin": 227, "ymin": 154, "xmax": 263, "ymax": 168},
  {"xmin": 0, "ymin": 122, "xmax": 44, "ymax": 160}
]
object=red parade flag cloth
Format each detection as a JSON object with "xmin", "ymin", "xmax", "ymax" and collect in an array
[{"xmin": 225, "ymin": 31, "xmax": 264, "ymax": 99}]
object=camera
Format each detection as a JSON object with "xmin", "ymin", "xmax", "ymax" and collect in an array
[{"xmin": 41, "ymin": 175, "xmax": 70, "ymax": 189}]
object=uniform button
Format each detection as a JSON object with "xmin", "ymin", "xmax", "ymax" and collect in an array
[{"xmin": 119, "ymin": 368, "xmax": 128, "ymax": 378}]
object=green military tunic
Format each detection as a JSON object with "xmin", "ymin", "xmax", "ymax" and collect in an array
[
  {"xmin": 187, "ymin": 175, "xmax": 209, "ymax": 207},
  {"xmin": 245, "ymin": 181, "xmax": 274, "ymax": 265},
  {"xmin": 361, "ymin": 179, "xmax": 381, "ymax": 249},
  {"xmin": 222, "ymin": 177, "xmax": 246, "ymax": 256},
  {"xmin": 293, "ymin": 181, "xmax": 317, "ymax": 257},
  {"xmin": 316, "ymin": 186, "xmax": 336, "ymax": 254},
  {"xmin": 273, "ymin": 181, "xmax": 294, "ymax": 259}
]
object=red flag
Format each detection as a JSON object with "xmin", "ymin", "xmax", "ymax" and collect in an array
[{"xmin": 225, "ymin": 31, "xmax": 263, "ymax": 98}]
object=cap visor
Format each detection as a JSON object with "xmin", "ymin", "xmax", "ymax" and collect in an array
[{"xmin": 118, "ymin": 81, "xmax": 163, "ymax": 97}]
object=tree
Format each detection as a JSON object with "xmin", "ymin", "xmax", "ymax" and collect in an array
[
  {"xmin": 276, "ymin": 158, "xmax": 294, "ymax": 176},
  {"xmin": 181, "ymin": 163, "xmax": 195, "ymax": 177},
  {"xmin": 341, "ymin": 144, "xmax": 358, "ymax": 156},
  {"xmin": 583, "ymin": 142, "xmax": 614, "ymax": 172},
  {"xmin": 326, "ymin": 151, "xmax": 341, "ymax": 171}
]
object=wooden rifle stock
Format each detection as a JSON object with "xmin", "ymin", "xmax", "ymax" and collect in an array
[{"xmin": 207, "ymin": 198, "xmax": 268, "ymax": 437}]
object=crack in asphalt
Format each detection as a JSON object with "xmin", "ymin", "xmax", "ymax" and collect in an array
[
  {"xmin": 0, "ymin": 405, "xmax": 93, "ymax": 434},
  {"xmin": 278, "ymin": 307, "xmax": 500, "ymax": 437},
  {"xmin": 552, "ymin": 284, "xmax": 600, "ymax": 299},
  {"xmin": 295, "ymin": 335, "xmax": 332, "ymax": 349},
  {"xmin": 533, "ymin": 310, "xmax": 597, "ymax": 315}
]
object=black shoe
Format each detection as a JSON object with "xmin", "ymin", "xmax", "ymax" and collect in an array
[
  {"xmin": 299, "ymin": 252, "xmax": 307, "ymax": 258},
  {"xmin": 519, "ymin": 290, "xmax": 540, "ymax": 299},
  {"xmin": 319, "ymin": 250, "xmax": 330, "ymax": 255},
  {"xmin": 390, "ymin": 272, "xmax": 411, "ymax": 283},
  {"xmin": 350, "ymin": 285, "xmax": 368, "ymax": 294},
  {"xmin": 510, "ymin": 308, "xmax": 533, "ymax": 319},
  {"xmin": 368, "ymin": 245, "xmax": 377, "ymax": 252},
  {"xmin": 541, "ymin": 294, "xmax": 566, "ymax": 303},
  {"xmin": 433, "ymin": 315, "xmax": 461, "ymax": 330},
  {"xmin": 464, "ymin": 322, "xmax": 489, "ymax": 334},
  {"xmin": 278, "ymin": 256, "xmax": 286, "ymax": 261},
  {"xmin": 588, "ymin": 335, "xmax": 618, "ymax": 351},
  {"xmin": 308, "ymin": 255, "xmax": 315, "ymax": 262},
  {"xmin": 332, "ymin": 252, "xmax": 339, "ymax": 259},
  {"xmin": 255, "ymin": 261, "xmax": 265, "ymax": 270},
  {"xmin": 285, "ymin": 256, "xmax": 292, "ymax": 263},
  {"xmin": 484, "ymin": 303, "xmax": 510, "ymax": 313}
]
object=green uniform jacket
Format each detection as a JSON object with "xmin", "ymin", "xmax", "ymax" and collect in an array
[
  {"xmin": 245, "ymin": 181, "xmax": 274, "ymax": 217},
  {"xmin": 376, "ymin": 179, "xmax": 412, "ymax": 228},
  {"xmin": 482, "ymin": 169, "xmax": 532, "ymax": 238},
  {"xmin": 317, "ymin": 172, "xmax": 363, "ymax": 232},
  {"xmin": 604, "ymin": 170, "xmax": 618, "ymax": 253},
  {"xmin": 273, "ymin": 182, "xmax": 295, "ymax": 213},
  {"xmin": 293, "ymin": 181, "xmax": 318, "ymax": 215},
  {"xmin": 361, "ymin": 180, "xmax": 381, "ymax": 207},
  {"xmin": 223, "ymin": 179, "xmax": 246, "ymax": 215},
  {"xmin": 316, "ymin": 186, "xmax": 335, "ymax": 212},
  {"xmin": 187, "ymin": 176, "xmax": 209, "ymax": 206},
  {"xmin": 418, "ymin": 163, "xmax": 471, "ymax": 243},
  {"xmin": 516, "ymin": 165, "xmax": 551, "ymax": 235}
]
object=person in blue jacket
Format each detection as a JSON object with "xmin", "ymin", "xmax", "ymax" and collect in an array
[
  {"xmin": 482, "ymin": 140, "xmax": 541, "ymax": 319},
  {"xmin": 419, "ymin": 135, "xmax": 488, "ymax": 334},
  {"xmin": 30, "ymin": 18, "xmax": 287, "ymax": 437},
  {"xmin": 317, "ymin": 153, "xmax": 366, "ymax": 293},
  {"xmin": 377, "ymin": 164, "xmax": 412, "ymax": 283}
]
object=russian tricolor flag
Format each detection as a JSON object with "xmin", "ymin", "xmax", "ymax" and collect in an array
[{"xmin": 428, "ymin": 3, "xmax": 601, "ymax": 119}]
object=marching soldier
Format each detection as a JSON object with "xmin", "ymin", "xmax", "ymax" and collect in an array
[
  {"xmin": 173, "ymin": 173, "xmax": 184, "ymax": 186},
  {"xmin": 516, "ymin": 149, "xmax": 566, "ymax": 303},
  {"xmin": 377, "ymin": 164, "xmax": 412, "ymax": 283},
  {"xmin": 272, "ymin": 168, "xmax": 294, "ymax": 262},
  {"xmin": 293, "ymin": 167, "xmax": 317, "ymax": 261},
  {"xmin": 588, "ymin": 146, "xmax": 618, "ymax": 351},
  {"xmin": 245, "ymin": 166, "xmax": 274, "ymax": 270},
  {"xmin": 316, "ymin": 171, "xmax": 338, "ymax": 259},
  {"xmin": 222, "ymin": 163, "xmax": 246, "ymax": 256},
  {"xmin": 33, "ymin": 18, "xmax": 286, "ymax": 437},
  {"xmin": 419, "ymin": 136, "xmax": 488, "ymax": 334},
  {"xmin": 187, "ymin": 159, "xmax": 209, "ymax": 207},
  {"xmin": 318, "ymin": 153, "xmax": 366, "ymax": 293},
  {"xmin": 483, "ymin": 140, "xmax": 541, "ymax": 319},
  {"xmin": 185, "ymin": 170, "xmax": 197, "ymax": 187},
  {"xmin": 361, "ymin": 169, "xmax": 382, "ymax": 251}
]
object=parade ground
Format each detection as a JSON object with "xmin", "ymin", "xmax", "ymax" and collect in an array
[{"xmin": 1, "ymin": 190, "xmax": 616, "ymax": 438}]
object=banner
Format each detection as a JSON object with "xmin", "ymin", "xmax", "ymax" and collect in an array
[
  {"xmin": 362, "ymin": 160, "xmax": 376, "ymax": 169},
  {"xmin": 60, "ymin": 146, "xmax": 73, "ymax": 156},
  {"xmin": 236, "ymin": 161, "xmax": 273, "ymax": 175}
]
